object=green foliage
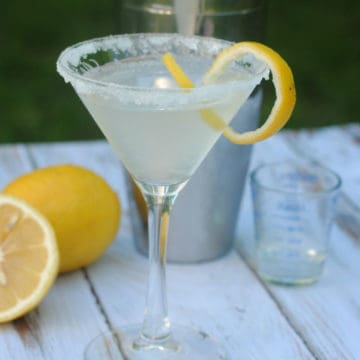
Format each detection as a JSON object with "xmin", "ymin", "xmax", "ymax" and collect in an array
[
  {"xmin": 262, "ymin": 0, "xmax": 360, "ymax": 128},
  {"xmin": 0, "ymin": 0, "xmax": 358, "ymax": 143},
  {"xmin": 0, "ymin": 0, "xmax": 114, "ymax": 142}
]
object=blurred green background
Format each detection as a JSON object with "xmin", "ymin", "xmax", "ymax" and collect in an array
[{"xmin": 0, "ymin": 0, "xmax": 359, "ymax": 143}]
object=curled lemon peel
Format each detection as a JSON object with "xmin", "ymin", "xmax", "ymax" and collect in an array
[
  {"xmin": 161, "ymin": 42, "xmax": 296, "ymax": 144},
  {"xmin": 162, "ymin": 53, "xmax": 194, "ymax": 88},
  {"xmin": 162, "ymin": 53, "xmax": 228, "ymax": 132}
]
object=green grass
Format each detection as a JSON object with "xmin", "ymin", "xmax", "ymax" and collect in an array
[
  {"xmin": 0, "ymin": 0, "xmax": 114, "ymax": 142},
  {"xmin": 0, "ymin": 0, "xmax": 358, "ymax": 143},
  {"xmin": 263, "ymin": 1, "xmax": 359, "ymax": 128}
]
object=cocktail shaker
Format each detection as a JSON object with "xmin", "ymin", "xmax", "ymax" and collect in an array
[{"xmin": 116, "ymin": 0, "xmax": 266, "ymax": 262}]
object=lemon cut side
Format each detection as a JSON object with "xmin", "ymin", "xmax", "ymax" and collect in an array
[
  {"xmin": 162, "ymin": 41, "xmax": 296, "ymax": 144},
  {"xmin": 0, "ymin": 195, "xmax": 58, "ymax": 323}
]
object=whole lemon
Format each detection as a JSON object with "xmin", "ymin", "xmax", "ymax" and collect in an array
[{"xmin": 3, "ymin": 164, "xmax": 121, "ymax": 273}]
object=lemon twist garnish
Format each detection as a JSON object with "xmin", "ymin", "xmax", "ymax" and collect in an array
[
  {"xmin": 162, "ymin": 42, "xmax": 296, "ymax": 144},
  {"xmin": 162, "ymin": 53, "xmax": 194, "ymax": 88},
  {"xmin": 162, "ymin": 54, "xmax": 228, "ymax": 132}
]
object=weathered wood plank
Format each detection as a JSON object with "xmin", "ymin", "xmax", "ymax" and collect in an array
[
  {"xmin": 237, "ymin": 124, "xmax": 360, "ymax": 359},
  {"xmin": 286, "ymin": 125, "xmax": 360, "ymax": 205},
  {"xmin": 0, "ymin": 144, "xmax": 34, "ymax": 186},
  {"xmin": 86, "ymin": 244, "xmax": 316, "ymax": 359},
  {"xmin": 9, "ymin": 271, "xmax": 109, "ymax": 360},
  {"xmin": 28, "ymin": 141, "xmax": 316, "ymax": 359},
  {"xmin": 167, "ymin": 253, "xmax": 314, "ymax": 359},
  {"xmin": 6, "ymin": 125, "xmax": 358, "ymax": 359}
]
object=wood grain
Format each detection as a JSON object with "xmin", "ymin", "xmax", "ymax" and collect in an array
[
  {"xmin": 28, "ymin": 141, "xmax": 314, "ymax": 359},
  {"xmin": 0, "ymin": 124, "xmax": 358, "ymax": 359},
  {"xmin": 237, "ymin": 124, "xmax": 360, "ymax": 360}
]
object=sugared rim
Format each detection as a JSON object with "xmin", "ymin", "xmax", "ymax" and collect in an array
[{"xmin": 56, "ymin": 33, "xmax": 266, "ymax": 106}]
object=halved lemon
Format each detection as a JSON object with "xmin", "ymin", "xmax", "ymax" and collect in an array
[
  {"xmin": 0, "ymin": 195, "xmax": 58, "ymax": 323},
  {"xmin": 162, "ymin": 41, "xmax": 296, "ymax": 144}
]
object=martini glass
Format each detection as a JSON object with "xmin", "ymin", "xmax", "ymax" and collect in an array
[{"xmin": 57, "ymin": 33, "xmax": 266, "ymax": 360}]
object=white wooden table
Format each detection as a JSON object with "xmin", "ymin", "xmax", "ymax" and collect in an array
[{"xmin": 0, "ymin": 124, "xmax": 359, "ymax": 360}]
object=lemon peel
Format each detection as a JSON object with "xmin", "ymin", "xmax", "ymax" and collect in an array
[
  {"xmin": 162, "ymin": 53, "xmax": 194, "ymax": 88},
  {"xmin": 162, "ymin": 53, "xmax": 227, "ymax": 132},
  {"xmin": 162, "ymin": 42, "xmax": 296, "ymax": 144}
]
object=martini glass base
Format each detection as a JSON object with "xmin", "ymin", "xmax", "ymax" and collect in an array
[{"xmin": 84, "ymin": 324, "xmax": 227, "ymax": 360}]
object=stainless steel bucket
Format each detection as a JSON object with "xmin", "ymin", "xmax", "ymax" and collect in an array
[{"xmin": 117, "ymin": 0, "xmax": 266, "ymax": 262}]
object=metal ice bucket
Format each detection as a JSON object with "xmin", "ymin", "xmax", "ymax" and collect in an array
[{"xmin": 116, "ymin": 0, "xmax": 266, "ymax": 262}]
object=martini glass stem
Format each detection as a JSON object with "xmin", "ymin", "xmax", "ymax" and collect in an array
[{"xmin": 134, "ymin": 182, "xmax": 186, "ymax": 350}]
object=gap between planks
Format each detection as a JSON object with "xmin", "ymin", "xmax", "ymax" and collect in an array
[
  {"xmin": 240, "ymin": 260, "xmax": 320, "ymax": 360},
  {"xmin": 82, "ymin": 269, "xmax": 130, "ymax": 359}
]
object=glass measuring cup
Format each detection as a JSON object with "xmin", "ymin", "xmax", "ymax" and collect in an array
[{"xmin": 251, "ymin": 161, "xmax": 341, "ymax": 285}]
